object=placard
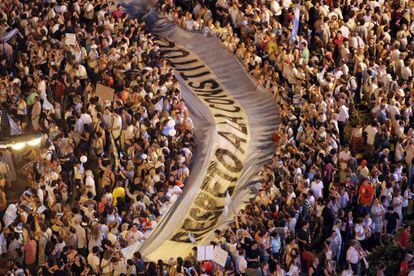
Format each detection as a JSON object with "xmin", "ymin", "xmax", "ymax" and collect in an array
[
  {"xmin": 65, "ymin": 33, "xmax": 77, "ymax": 46},
  {"xmin": 95, "ymin": 83, "xmax": 115, "ymax": 102},
  {"xmin": 212, "ymin": 246, "xmax": 228, "ymax": 267},
  {"xmin": 196, "ymin": 245, "xmax": 214, "ymax": 262}
]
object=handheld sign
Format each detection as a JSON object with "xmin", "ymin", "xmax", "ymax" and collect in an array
[
  {"xmin": 212, "ymin": 246, "xmax": 228, "ymax": 267},
  {"xmin": 197, "ymin": 245, "xmax": 214, "ymax": 262},
  {"xmin": 95, "ymin": 83, "xmax": 115, "ymax": 102},
  {"xmin": 65, "ymin": 33, "xmax": 77, "ymax": 46}
]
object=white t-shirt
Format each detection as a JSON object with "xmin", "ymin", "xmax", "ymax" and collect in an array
[
  {"xmin": 87, "ymin": 254, "xmax": 100, "ymax": 272},
  {"xmin": 311, "ymin": 180, "xmax": 324, "ymax": 199},
  {"xmin": 85, "ymin": 175, "xmax": 96, "ymax": 196},
  {"xmin": 339, "ymin": 25, "xmax": 350, "ymax": 38},
  {"xmin": 364, "ymin": 126, "xmax": 377, "ymax": 145},
  {"xmin": 237, "ymin": 255, "xmax": 247, "ymax": 273},
  {"xmin": 354, "ymin": 224, "xmax": 366, "ymax": 241},
  {"xmin": 128, "ymin": 230, "xmax": 144, "ymax": 245},
  {"xmin": 338, "ymin": 105, "xmax": 349, "ymax": 122},
  {"xmin": 112, "ymin": 115, "xmax": 122, "ymax": 138},
  {"xmin": 346, "ymin": 246, "xmax": 359, "ymax": 264}
]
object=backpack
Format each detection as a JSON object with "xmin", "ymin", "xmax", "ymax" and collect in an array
[{"xmin": 42, "ymin": 234, "xmax": 53, "ymax": 255}]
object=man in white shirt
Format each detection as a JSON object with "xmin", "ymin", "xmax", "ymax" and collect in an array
[
  {"xmin": 87, "ymin": 246, "xmax": 101, "ymax": 274},
  {"xmin": 85, "ymin": 170, "xmax": 96, "ymax": 197},
  {"xmin": 364, "ymin": 120, "xmax": 377, "ymax": 158},
  {"xmin": 337, "ymin": 100, "xmax": 349, "ymax": 144},
  {"xmin": 126, "ymin": 224, "xmax": 145, "ymax": 245},
  {"xmin": 167, "ymin": 184, "xmax": 183, "ymax": 202},
  {"xmin": 310, "ymin": 175, "xmax": 324, "ymax": 199},
  {"xmin": 401, "ymin": 60, "xmax": 412, "ymax": 80},
  {"xmin": 349, "ymin": 32, "xmax": 365, "ymax": 49},
  {"xmin": 339, "ymin": 24, "xmax": 350, "ymax": 39},
  {"xmin": 112, "ymin": 111, "xmax": 123, "ymax": 144},
  {"xmin": 270, "ymin": 0, "xmax": 282, "ymax": 16},
  {"xmin": 237, "ymin": 249, "xmax": 248, "ymax": 274},
  {"xmin": 346, "ymin": 240, "xmax": 361, "ymax": 274}
]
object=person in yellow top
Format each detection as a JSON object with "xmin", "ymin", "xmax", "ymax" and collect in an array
[
  {"xmin": 268, "ymin": 37, "xmax": 278, "ymax": 62},
  {"xmin": 112, "ymin": 181, "xmax": 125, "ymax": 206}
]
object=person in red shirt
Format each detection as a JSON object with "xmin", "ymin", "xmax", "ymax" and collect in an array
[
  {"xmin": 400, "ymin": 253, "xmax": 413, "ymax": 276},
  {"xmin": 112, "ymin": 5, "xmax": 125, "ymax": 20},
  {"xmin": 301, "ymin": 247, "xmax": 315, "ymax": 274},
  {"xmin": 399, "ymin": 225, "xmax": 411, "ymax": 250},
  {"xmin": 333, "ymin": 31, "xmax": 344, "ymax": 49},
  {"xmin": 201, "ymin": 260, "xmax": 214, "ymax": 275},
  {"xmin": 358, "ymin": 180, "xmax": 375, "ymax": 215},
  {"xmin": 24, "ymin": 231, "xmax": 37, "ymax": 271}
]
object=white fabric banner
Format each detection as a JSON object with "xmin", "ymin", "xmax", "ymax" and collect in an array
[{"xmin": 116, "ymin": 6, "xmax": 280, "ymax": 261}]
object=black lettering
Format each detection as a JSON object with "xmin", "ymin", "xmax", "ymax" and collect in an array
[
  {"xmin": 180, "ymin": 217, "xmax": 219, "ymax": 232},
  {"xmin": 162, "ymin": 49, "xmax": 190, "ymax": 59},
  {"xmin": 171, "ymin": 59, "xmax": 198, "ymax": 65},
  {"xmin": 215, "ymin": 149, "xmax": 243, "ymax": 173},
  {"xmin": 190, "ymin": 206, "xmax": 222, "ymax": 221},
  {"xmin": 208, "ymin": 185, "xmax": 236, "ymax": 198},
  {"xmin": 157, "ymin": 39, "xmax": 175, "ymax": 48},
  {"xmin": 193, "ymin": 192, "xmax": 221, "ymax": 211},
  {"xmin": 171, "ymin": 228, "xmax": 212, "ymax": 242},
  {"xmin": 218, "ymin": 121, "xmax": 248, "ymax": 135},
  {"xmin": 189, "ymin": 79, "xmax": 219, "ymax": 90},
  {"xmin": 205, "ymin": 161, "xmax": 238, "ymax": 182},
  {"xmin": 218, "ymin": 131, "xmax": 247, "ymax": 154},
  {"xmin": 199, "ymin": 175, "xmax": 215, "ymax": 194},
  {"xmin": 209, "ymin": 104, "xmax": 241, "ymax": 113},
  {"xmin": 204, "ymin": 98, "xmax": 235, "ymax": 105},
  {"xmin": 180, "ymin": 71, "xmax": 210, "ymax": 81},
  {"xmin": 215, "ymin": 114, "xmax": 248, "ymax": 134},
  {"xmin": 194, "ymin": 89, "xmax": 224, "ymax": 97}
]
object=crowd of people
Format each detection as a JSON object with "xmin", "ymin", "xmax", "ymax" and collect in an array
[
  {"xmin": 1, "ymin": 0, "xmax": 414, "ymax": 275},
  {"xmin": 155, "ymin": 0, "xmax": 414, "ymax": 275},
  {"xmin": 0, "ymin": 0, "xmax": 195, "ymax": 274}
]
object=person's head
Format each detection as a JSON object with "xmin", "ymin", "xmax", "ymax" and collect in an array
[
  {"xmin": 133, "ymin": 251, "xmax": 142, "ymax": 260},
  {"xmin": 74, "ymin": 254, "xmax": 81, "ymax": 263}
]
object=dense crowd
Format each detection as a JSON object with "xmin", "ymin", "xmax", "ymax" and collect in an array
[
  {"xmin": 154, "ymin": 0, "xmax": 414, "ymax": 275},
  {"xmin": 1, "ymin": 0, "xmax": 414, "ymax": 275},
  {"xmin": 0, "ymin": 0, "xmax": 195, "ymax": 275}
]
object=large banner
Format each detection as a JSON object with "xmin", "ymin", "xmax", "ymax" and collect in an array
[
  {"xmin": 146, "ymin": 39, "xmax": 250, "ymax": 258},
  {"xmin": 127, "ymin": 8, "xmax": 281, "ymax": 261}
]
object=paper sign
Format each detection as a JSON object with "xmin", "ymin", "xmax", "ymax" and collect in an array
[
  {"xmin": 37, "ymin": 205, "xmax": 47, "ymax": 214},
  {"xmin": 212, "ymin": 246, "xmax": 228, "ymax": 267},
  {"xmin": 3, "ymin": 204, "xmax": 17, "ymax": 228},
  {"xmin": 197, "ymin": 245, "xmax": 214, "ymax": 261},
  {"xmin": 95, "ymin": 83, "xmax": 115, "ymax": 102},
  {"xmin": 65, "ymin": 33, "xmax": 77, "ymax": 46}
]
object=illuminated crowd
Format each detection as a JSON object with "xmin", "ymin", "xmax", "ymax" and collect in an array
[{"xmin": 1, "ymin": 0, "xmax": 414, "ymax": 275}]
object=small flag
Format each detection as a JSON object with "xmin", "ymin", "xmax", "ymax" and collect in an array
[
  {"xmin": 188, "ymin": 233, "xmax": 197, "ymax": 245},
  {"xmin": 223, "ymin": 191, "xmax": 232, "ymax": 217}
]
